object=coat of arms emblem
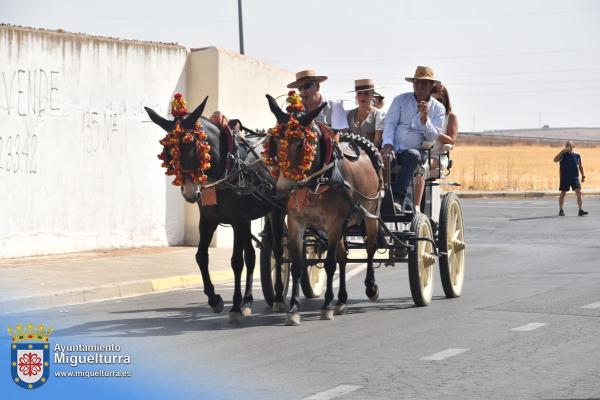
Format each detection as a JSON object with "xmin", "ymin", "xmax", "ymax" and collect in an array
[{"xmin": 8, "ymin": 323, "xmax": 53, "ymax": 390}]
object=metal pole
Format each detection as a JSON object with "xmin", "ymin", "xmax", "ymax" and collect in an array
[{"xmin": 238, "ymin": 0, "xmax": 245, "ymax": 55}]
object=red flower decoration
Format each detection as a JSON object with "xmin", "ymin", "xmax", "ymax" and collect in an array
[
  {"xmin": 263, "ymin": 91, "xmax": 317, "ymax": 181},
  {"xmin": 157, "ymin": 95, "xmax": 212, "ymax": 186}
]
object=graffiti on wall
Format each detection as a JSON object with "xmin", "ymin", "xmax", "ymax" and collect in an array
[
  {"xmin": 1, "ymin": 69, "xmax": 60, "ymax": 116},
  {"xmin": 82, "ymin": 110, "xmax": 120, "ymax": 154},
  {"xmin": 0, "ymin": 132, "xmax": 38, "ymax": 174}
]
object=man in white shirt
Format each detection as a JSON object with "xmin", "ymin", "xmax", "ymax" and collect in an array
[
  {"xmin": 381, "ymin": 66, "xmax": 445, "ymax": 207},
  {"xmin": 287, "ymin": 69, "xmax": 348, "ymax": 130}
]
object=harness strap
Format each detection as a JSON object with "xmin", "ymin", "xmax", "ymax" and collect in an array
[
  {"xmin": 297, "ymin": 161, "xmax": 335, "ymax": 185},
  {"xmin": 342, "ymin": 179, "xmax": 381, "ymax": 201},
  {"xmin": 202, "ymin": 159, "xmax": 262, "ymax": 189}
]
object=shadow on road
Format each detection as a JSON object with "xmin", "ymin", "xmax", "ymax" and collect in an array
[
  {"xmin": 54, "ymin": 296, "xmax": 419, "ymax": 338},
  {"xmin": 509, "ymin": 215, "xmax": 560, "ymax": 221}
]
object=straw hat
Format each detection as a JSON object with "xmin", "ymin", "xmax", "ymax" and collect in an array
[
  {"xmin": 348, "ymin": 78, "xmax": 380, "ymax": 93},
  {"xmin": 287, "ymin": 69, "xmax": 328, "ymax": 89},
  {"xmin": 373, "ymin": 91, "xmax": 385, "ymax": 99},
  {"xmin": 405, "ymin": 66, "xmax": 440, "ymax": 83}
]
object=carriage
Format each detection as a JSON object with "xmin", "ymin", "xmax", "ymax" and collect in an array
[
  {"xmin": 146, "ymin": 92, "xmax": 465, "ymax": 322},
  {"xmin": 260, "ymin": 139, "xmax": 466, "ymax": 308}
]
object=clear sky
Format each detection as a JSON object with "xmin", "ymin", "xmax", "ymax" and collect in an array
[{"xmin": 2, "ymin": 0, "xmax": 599, "ymax": 131}]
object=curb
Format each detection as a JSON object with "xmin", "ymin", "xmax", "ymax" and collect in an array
[
  {"xmin": 0, "ymin": 270, "xmax": 235, "ymax": 314},
  {"xmin": 454, "ymin": 190, "xmax": 600, "ymax": 199},
  {"xmin": 3, "ymin": 191, "xmax": 598, "ymax": 313}
]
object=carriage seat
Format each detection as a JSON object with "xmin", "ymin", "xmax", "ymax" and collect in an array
[{"xmin": 420, "ymin": 141, "xmax": 453, "ymax": 179}]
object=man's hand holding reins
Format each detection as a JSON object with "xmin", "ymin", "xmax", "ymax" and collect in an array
[{"xmin": 381, "ymin": 144, "xmax": 396, "ymax": 160}]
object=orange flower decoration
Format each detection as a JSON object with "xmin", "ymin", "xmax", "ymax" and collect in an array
[
  {"xmin": 171, "ymin": 92, "xmax": 189, "ymax": 117},
  {"xmin": 158, "ymin": 94, "xmax": 212, "ymax": 186},
  {"xmin": 262, "ymin": 91, "xmax": 318, "ymax": 181}
]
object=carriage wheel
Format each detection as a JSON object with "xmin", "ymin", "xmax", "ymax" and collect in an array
[
  {"xmin": 438, "ymin": 192, "xmax": 466, "ymax": 298},
  {"xmin": 408, "ymin": 213, "xmax": 436, "ymax": 306},
  {"xmin": 259, "ymin": 221, "xmax": 290, "ymax": 307},
  {"xmin": 301, "ymin": 241, "xmax": 327, "ymax": 299}
]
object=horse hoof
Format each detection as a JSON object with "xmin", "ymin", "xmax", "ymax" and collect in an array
[
  {"xmin": 320, "ymin": 309, "xmax": 334, "ymax": 320},
  {"xmin": 367, "ymin": 286, "xmax": 380, "ymax": 302},
  {"xmin": 334, "ymin": 304, "xmax": 347, "ymax": 315},
  {"xmin": 273, "ymin": 302, "xmax": 287, "ymax": 313},
  {"xmin": 241, "ymin": 306, "xmax": 252, "ymax": 317},
  {"xmin": 211, "ymin": 295, "xmax": 224, "ymax": 313},
  {"xmin": 285, "ymin": 312, "xmax": 301, "ymax": 326},
  {"xmin": 228, "ymin": 312, "xmax": 244, "ymax": 323}
]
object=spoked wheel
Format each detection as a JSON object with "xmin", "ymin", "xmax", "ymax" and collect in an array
[
  {"xmin": 301, "ymin": 238, "xmax": 327, "ymax": 299},
  {"xmin": 438, "ymin": 192, "xmax": 466, "ymax": 298},
  {"xmin": 260, "ymin": 221, "xmax": 290, "ymax": 307},
  {"xmin": 408, "ymin": 213, "xmax": 436, "ymax": 306}
]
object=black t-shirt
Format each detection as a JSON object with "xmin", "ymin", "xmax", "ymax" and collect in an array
[{"xmin": 560, "ymin": 152, "xmax": 581, "ymax": 179}]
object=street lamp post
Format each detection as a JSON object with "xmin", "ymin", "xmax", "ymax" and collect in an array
[{"xmin": 238, "ymin": 0, "xmax": 244, "ymax": 55}]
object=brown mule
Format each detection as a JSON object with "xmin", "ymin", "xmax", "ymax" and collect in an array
[{"xmin": 265, "ymin": 94, "xmax": 383, "ymax": 326}]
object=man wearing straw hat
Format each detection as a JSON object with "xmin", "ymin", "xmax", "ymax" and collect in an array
[
  {"xmin": 287, "ymin": 69, "xmax": 348, "ymax": 130},
  {"xmin": 381, "ymin": 66, "xmax": 446, "ymax": 209}
]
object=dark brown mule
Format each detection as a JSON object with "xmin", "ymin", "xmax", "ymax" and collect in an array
[
  {"xmin": 265, "ymin": 94, "xmax": 383, "ymax": 325},
  {"xmin": 145, "ymin": 98, "xmax": 286, "ymax": 322}
]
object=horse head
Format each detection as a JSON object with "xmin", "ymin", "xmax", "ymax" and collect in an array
[
  {"xmin": 264, "ymin": 93, "xmax": 326, "ymax": 194},
  {"xmin": 145, "ymin": 95, "xmax": 218, "ymax": 203}
]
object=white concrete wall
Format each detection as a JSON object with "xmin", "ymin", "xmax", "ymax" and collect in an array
[
  {"xmin": 183, "ymin": 47, "xmax": 294, "ymax": 247},
  {"xmin": 0, "ymin": 26, "xmax": 188, "ymax": 257}
]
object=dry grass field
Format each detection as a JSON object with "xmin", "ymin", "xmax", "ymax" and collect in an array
[{"xmin": 447, "ymin": 145, "xmax": 600, "ymax": 191}]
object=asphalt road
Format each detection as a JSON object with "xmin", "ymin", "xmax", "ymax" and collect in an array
[{"xmin": 5, "ymin": 197, "xmax": 600, "ymax": 400}]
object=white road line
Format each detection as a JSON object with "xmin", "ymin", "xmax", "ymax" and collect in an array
[
  {"xmin": 333, "ymin": 263, "xmax": 367, "ymax": 288},
  {"xmin": 421, "ymin": 348, "xmax": 469, "ymax": 361},
  {"xmin": 510, "ymin": 322, "xmax": 548, "ymax": 331},
  {"xmin": 469, "ymin": 205, "xmax": 549, "ymax": 209},
  {"xmin": 581, "ymin": 302, "xmax": 600, "ymax": 309},
  {"xmin": 303, "ymin": 385, "xmax": 362, "ymax": 400}
]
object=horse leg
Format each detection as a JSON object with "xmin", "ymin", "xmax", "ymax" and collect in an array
[
  {"xmin": 241, "ymin": 220, "xmax": 255, "ymax": 316},
  {"xmin": 229, "ymin": 222, "xmax": 247, "ymax": 322},
  {"xmin": 364, "ymin": 218, "xmax": 380, "ymax": 301},
  {"xmin": 334, "ymin": 239, "xmax": 348, "ymax": 315},
  {"xmin": 196, "ymin": 216, "xmax": 223, "ymax": 313},
  {"xmin": 285, "ymin": 218, "xmax": 305, "ymax": 326},
  {"xmin": 320, "ymin": 225, "xmax": 341, "ymax": 321},
  {"xmin": 269, "ymin": 210, "xmax": 287, "ymax": 312}
]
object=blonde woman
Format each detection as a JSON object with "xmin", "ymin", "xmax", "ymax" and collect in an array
[{"xmin": 346, "ymin": 79, "xmax": 384, "ymax": 148}]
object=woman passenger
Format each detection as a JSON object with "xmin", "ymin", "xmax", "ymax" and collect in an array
[{"xmin": 346, "ymin": 79, "xmax": 384, "ymax": 148}]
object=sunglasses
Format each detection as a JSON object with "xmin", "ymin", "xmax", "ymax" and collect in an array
[{"xmin": 298, "ymin": 81, "xmax": 317, "ymax": 91}]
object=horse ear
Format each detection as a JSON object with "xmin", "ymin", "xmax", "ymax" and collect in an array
[
  {"xmin": 298, "ymin": 102, "xmax": 327, "ymax": 127},
  {"xmin": 182, "ymin": 96, "xmax": 208, "ymax": 130},
  {"xmin": 266, "ymin": 94, "xmax": 289, "ymax": 124},
  {"xmin": 144, "ymin": 107, "xmax": 175, "ymax": 132}
]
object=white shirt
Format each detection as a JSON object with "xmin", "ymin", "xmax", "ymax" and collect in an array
[
  {"xmin": 382, "ymin": 93, "xmax": 445, "ymax": 151},
  {"xmin": 308, "ymin": 96, "xmax": 349, "ymax": 130}
]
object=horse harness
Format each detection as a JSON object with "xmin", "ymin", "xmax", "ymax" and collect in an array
[
  {"xmin": 289, "ymin": 134, "xmax": 384, "ymax": 221},
  {"xmin": 200, "ymin": 117, "xmax": 286, "ymax": 211}
]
